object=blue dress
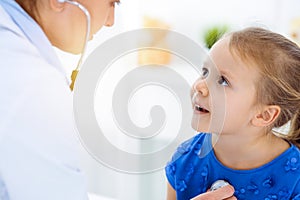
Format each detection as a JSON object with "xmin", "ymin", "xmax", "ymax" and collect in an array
[{"xmin": 165, "ymin": 133, "xmax": 300, "ymax": 200}]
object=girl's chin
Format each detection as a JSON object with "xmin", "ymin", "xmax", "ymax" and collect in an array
[
  {"xmin": 191, "ymin": 121, "xmax": 223, "ymax": 134},
  {"xmin": 191, "ymin": 121, "xmax": 209, "ymax": 132},
  {"xmin": 191, "ymin": 115, "xmax": 210, "ymax": 132}
]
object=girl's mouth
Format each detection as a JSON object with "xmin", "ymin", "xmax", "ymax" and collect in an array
[
  {"xmin": 192, "ymin": 92, "xmax": 210, "ymax": 114},
  {"xmin": 194, "ymin": 104, "xmax": 210, "ymax": 113}
]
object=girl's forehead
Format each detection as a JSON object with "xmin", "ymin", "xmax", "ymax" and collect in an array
[
  {"xmin": 209, "ymin": 38, "xmax": 236, "ymax": 69},
  {"xmin": 209, "ymin": 38, "xmax": 261, "ymax": 82}
]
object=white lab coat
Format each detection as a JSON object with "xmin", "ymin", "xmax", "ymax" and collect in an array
[{"xmin": 0, "ymin": 1, "xmax": 88, "ymax": 200}]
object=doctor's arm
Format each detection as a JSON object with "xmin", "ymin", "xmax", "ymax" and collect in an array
[{"xmin": 0, "ymin": 59, "xmax": 88, "ymax": 200}]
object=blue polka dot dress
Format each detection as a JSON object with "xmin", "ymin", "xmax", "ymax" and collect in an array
[{"xmin": 165, "ymin": 133, "xmax": 300, "ymax": 200}]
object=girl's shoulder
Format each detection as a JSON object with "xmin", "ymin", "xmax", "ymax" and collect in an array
[
  {"xmin": 165, "ymin": 133, "xmax": 210, "ymax": 194},
  {"xmin": 168, "ymin": 133, "xmax": 208, "ymax": 164},
  {"xmin": 281, "ymin": 144, "xmax": 300, "ymax": 173}
]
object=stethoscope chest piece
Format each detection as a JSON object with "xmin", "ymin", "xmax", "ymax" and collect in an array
[{"xmin": 210, "ymin": 180, "xmax": 229, "ymax": 191}]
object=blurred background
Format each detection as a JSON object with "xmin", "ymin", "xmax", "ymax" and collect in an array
[{"xmin": 56, "ymin": 0, "xmax": 300, "ymax": 199}]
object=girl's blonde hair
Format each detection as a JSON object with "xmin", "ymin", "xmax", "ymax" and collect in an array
[{"xmin": 228, "ymin": 27, "xmax": 300, "ymax": 147}]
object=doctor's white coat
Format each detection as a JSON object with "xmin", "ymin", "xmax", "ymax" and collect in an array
[{"xmin": 0, "ymin": 1, "xmax": 88, "ymax": 200}]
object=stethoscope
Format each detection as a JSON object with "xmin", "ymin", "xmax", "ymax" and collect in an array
[{"xmin": 57, "ymin": 0, "xmax": 91, "ymax": 91}]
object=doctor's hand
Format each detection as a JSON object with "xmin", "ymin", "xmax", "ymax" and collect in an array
[{"xmin": 190, "ymin": 185, "xmax": 237, "ymax": 200}]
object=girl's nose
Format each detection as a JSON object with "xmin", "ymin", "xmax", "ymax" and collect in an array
[{"xmin": 193, "ymin": 79, "xmax": 209, "ymax": 97}]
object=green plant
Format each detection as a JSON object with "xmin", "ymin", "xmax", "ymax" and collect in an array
[{"xmin": 203, "ymin": 25, "xmax": 229, "ymax": 49}]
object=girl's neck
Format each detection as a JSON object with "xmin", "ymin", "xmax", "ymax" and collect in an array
[{"xmin": 212, "ymin": 131, "xmax": 290, "ymax": 170}]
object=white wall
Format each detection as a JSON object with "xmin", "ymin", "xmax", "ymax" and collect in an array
[{"xmin": 87, "ymin": 0, "xmax": 299, "ymax": 48}]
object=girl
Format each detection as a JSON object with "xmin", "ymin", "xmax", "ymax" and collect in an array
[{"xmin": 166, "ymin": 27, "xmax": 300, "ymax": 200}]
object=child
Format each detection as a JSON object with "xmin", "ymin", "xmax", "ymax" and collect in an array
[{"xmin": 165, "ymin": 27, "xmax": 300, "ymax": 200}]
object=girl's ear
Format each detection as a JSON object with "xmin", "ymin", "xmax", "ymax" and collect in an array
[
  {"xmin": 252, "ymin": 105, "xmax": 281, "ymax": 127},
  {"xmin": 49, "ymin": 0, "xmax": 65, "ymax": 12}
]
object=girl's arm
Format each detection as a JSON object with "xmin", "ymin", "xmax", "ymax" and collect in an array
[{"xmin": 166, "ymin": 182, "xmax": 176, "ymax": 200}]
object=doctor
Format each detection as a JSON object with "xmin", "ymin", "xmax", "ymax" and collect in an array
[{"xmin": 0, "ymin": 0, "xmax": 118, "ymax": 199}]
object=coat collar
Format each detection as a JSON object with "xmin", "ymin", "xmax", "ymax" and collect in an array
[{"xmin": 0, "ymin": 0, "xmax": 66, "ymax": 76}]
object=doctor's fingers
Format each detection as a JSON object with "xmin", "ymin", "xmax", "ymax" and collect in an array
[
  {"xmin": 224, "ymin": 196, "xmax": 237, "ymax": 200},
  {"xmin": 190, "ymin": 185, "xmax": 235, "ymax": 200}
]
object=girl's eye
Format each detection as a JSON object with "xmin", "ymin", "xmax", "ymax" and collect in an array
[
  {"xmin": 201, "ymin": 67, "xmax": 209, "ymax": 79},
  {"xmin": 218, "ymin": 76, "xmax": 229, "ymax": 86}
]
